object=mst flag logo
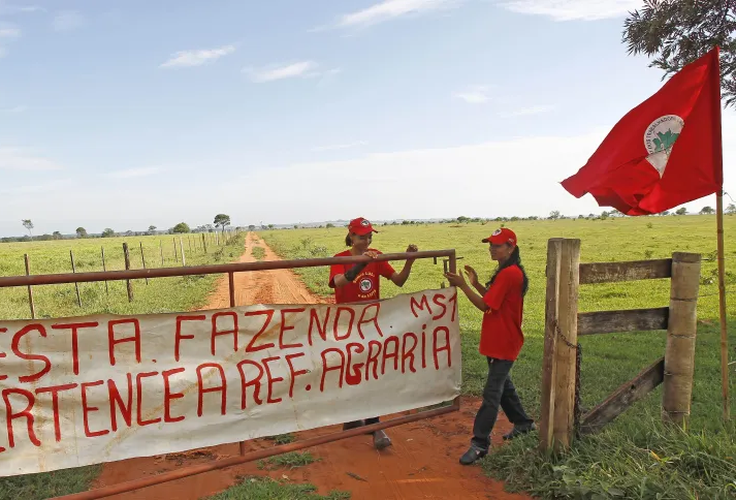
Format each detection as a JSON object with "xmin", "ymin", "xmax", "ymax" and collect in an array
[
  {"xmin": 644, "ymin": 114, "xmax": 684, "ymax": 176},
  {"xmin": 359, "ymin": 277, "xmax": 374, "ymax": 293}
]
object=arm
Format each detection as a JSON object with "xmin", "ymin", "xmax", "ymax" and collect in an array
[
  {"xmin": 460, "ymin": 284, "xmax": 490, "ymax": 312},
  {"xmin": 389, "ymin": 244, "xmax": 418, "ymax": 287},
  {"xmin": 448, "ymin": 267, "xmax": 513, "ymax": 315},
  {"xmin": 390, "ymin": 261, "xmax": 413, "ymax": 287},
  {"xmin": 446, "ymin": 271, "xmax": 489, "ymax": 312},
  {"xmin": 329, "ymin": 252, "xmax": 377, "ymax": 289},
  {"xmin": 331, "ymin": 273, "xmax": 352, "ymax": 288},
  {"xmin": 472, "ymin": 281, "xmax": 487, "ymax": 296},
  {"xmin": 465, "ymin": 265, "xmax": 487, "ymax": 296}
]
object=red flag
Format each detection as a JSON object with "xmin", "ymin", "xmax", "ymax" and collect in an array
[{"xmin": 561, "ymin": 46, "xmax": 723, "ymax": 215}]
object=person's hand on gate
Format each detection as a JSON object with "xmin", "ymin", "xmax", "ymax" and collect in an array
[
  {"xmin": 405, "ymin": 244, "xmax": 418, "ymax": 261},
  {"xmin": 444, "ymin": 270, "xmax": 467, "ymax": 288}
]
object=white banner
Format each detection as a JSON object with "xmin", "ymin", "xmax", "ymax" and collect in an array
[{"xmin": 0, "ymin": 288, "xmax": 460, "ymax": 476}]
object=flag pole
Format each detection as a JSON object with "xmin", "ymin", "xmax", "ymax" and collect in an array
[
  {"xmin": 716, "ymin": 190, "xmax": 730, "ymax": 421},
  {"xmin": 711, "ymin": 46, "xmax": 730, "ymax": 421}
]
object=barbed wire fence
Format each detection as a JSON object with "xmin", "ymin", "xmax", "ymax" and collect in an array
[{"xmin": 12, "ymin": 229, "xmax": 243, "ymax": 318}]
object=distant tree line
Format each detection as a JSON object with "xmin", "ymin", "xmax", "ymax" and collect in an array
[
  {"xmin": 1, "ymin": 214, "xmax": 236, "ymax": 243},
  {"xmin": 5, "ymin": 206, "xmax": 734, "ymax": 242}
]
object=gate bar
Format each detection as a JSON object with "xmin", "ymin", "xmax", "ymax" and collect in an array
[
  {"xmin": 52, "ymin": 399, "xmax": 460, "ymax": 500},
  {"xmin": 0, "ymin": 250, "xmax": 454, "ymax": 288}
]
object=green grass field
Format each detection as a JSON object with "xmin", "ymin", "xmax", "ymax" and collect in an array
[{"xmin": 259, "ymin": 215, "xmax": 736, "ymax": 499}]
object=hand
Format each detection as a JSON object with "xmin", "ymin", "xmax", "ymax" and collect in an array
[
  {"xmin": 444, "ymin": 271, "xmax": 467, "ymax": 288},
  {"xmin": 406, "ymin": 244, "xmax": 418, "ymax": 261},
  {"xmin": 464, "ymin": 265, "xmax": 479, "ymax": 285},
  {"xmin": 363, "ymin": 250, "xmax": 379, "ymax": 259}
]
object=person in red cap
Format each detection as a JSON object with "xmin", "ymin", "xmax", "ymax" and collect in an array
[
  {"xmin": 444, "ymin": 227, "xmax": 535, "ymax": 465},
  {"xmin": 328, "ymin": 216, "xmax": 418, "ymax": 450}
]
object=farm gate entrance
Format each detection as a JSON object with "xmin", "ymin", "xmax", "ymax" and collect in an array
[{"xmin": 0, "ymin": 248, "xmax": 460, "ymax": 500}]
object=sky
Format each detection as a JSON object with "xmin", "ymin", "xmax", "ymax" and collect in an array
[{"xmin": 1, "ymin": 0, "xmax": 734, "ymax": 236}]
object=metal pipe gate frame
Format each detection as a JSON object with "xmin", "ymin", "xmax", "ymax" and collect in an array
[{"xmin": 0, "ymin": 249, "xmax": 460, "ymax": 500}]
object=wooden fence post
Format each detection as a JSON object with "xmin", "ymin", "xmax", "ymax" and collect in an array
[
  {"xmin": 159, "ymin": 240, "xmax": 164, "ymax": 266},
  {"xmin": 70, "ymin": 250, "xmax": 82, "ymax": 307},
  {"xmin": 24, "ymin": 254, "xmax": 35, "ymax": 319},
  {"xmin": 173, "ymin": 238, "xmax": 178, "ymax": 261},
  {"xmin": 662, "ymin": 252, "xmax": 701, "ymax": 426},
  {"xmin": 539, "ymin": 239, "xmax": 562, "ymax": 451},
  {"xmin": 551, "ymin": 238, "xmax": 580, "ymax": 451},
  {"xmin": 139, "ymin": 242, "xmax": 148, "ymax": 285},
  {"xmin": 179, "ymin": 237, "xmax": 186, "ymax": 266},
  {"xmin": 101, "ymin": 247, "xmax": 109, "ymax": 295},
  {"xmin": 202, "ymin": 233, "xmax": 208, "ymax": 253},
  {"xmin": 122, "ymin": 243, "xmax": 134, "ymax": 302}
]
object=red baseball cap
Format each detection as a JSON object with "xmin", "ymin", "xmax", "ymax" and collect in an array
[
  {"xmin": 348, "ymin": 217, "xmax": 379, "ymax": 235},
  {"xmin": 482, "ymin": 227, "xmax": 517, "ymax": 246}
]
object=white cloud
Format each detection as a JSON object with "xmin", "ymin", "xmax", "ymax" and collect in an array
[
  {"xmin": 0, "ymin": 25, "xmax": 21, "ymax": 38},
  {"xmin": 498, "ymin": 0, "xmax": 641, "ymax": 22},
  {"xmin": 220, "ymin": 112, "xmax": 736, "ymax": 223},
  {"xmin": 312, "ymin": 141, "xmax": 368, "ymax": 152},
  {"xmin": 1, "ymin": 5, "xmax": 46, "ymax": 14},
  {"xmin": 452, "ymin": 85, "xmax": 492, "ymax": 104},
  {"xmin": 499, "ymin": 104, "xmax": 556, "ymax": 117},
  {"xmin": 316, "ymin": 67, "xmax": 342, "ymax": 86},
  {"xmin": 53, "ymin": 11, "xmax": 84, "ymax": 32},
  {"xmin": 160, "ymin": 45, "xmax": 235, "ymax": 68},
  {"xmin": 0, "ymin": 147, "xmax": 63, "ymax": 171},
  {"xmin": 105, "ymin": 167, "xmax": 161, "ymax": 179},
  {"xmin": 0, "ymin": 179, "xmax": 72, "ymax": 196},
  {"xmin": 19, "ymin": 6, "xmax": 45, "ymax": 13},
  {"xmin": 230, "ymin": 131, "xmax": 617, "ymax": 220},
  {"xmin": 334, "ymin": 0, "xmax": 462, "ymax": 28},
  {"xmin": 245, "ymin": 61, "xmax": 320, "ymax": 83},
  {"xmin": 1, "ymin": 105, "xmax": 26, "ymax": 113}
]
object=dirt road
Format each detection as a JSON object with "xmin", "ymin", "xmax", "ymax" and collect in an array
[{"xmin": 94, "ymin": 234, "xmax": 529, "ymax": 500}]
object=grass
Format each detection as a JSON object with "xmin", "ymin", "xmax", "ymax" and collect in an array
[
  {"xmin": 0, "ymin": 466, "xmax": 100, "ymax": 500},
  {"xmin": 0, "ymin": 231, "xmax": 245, "ymax": 499},
  {"xmin": 484, "ymin": 423, "xmax": 736, "ymax": 499},
  {"xmin": 265, "ymin": 433, "xmax": 297, "ymax": 445},
  {"xmin": 259, "ymin": 215, "xmax": 736, "ymax": 499},
  {"xmin": 208, "ymin": 477, "xmax": 350, "ymax": 500},
  {"xmin": 251, "ymin": 246, "xmax": 266, "ymax": 261},
  {"xmin": 257, "ymin": 452, "xmax": 317, "ymax": 470}
]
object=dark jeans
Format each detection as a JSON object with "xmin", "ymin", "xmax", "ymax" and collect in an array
[{"xmin": 471, "ymin": 357, "xmax": 533, "ymax": 451}]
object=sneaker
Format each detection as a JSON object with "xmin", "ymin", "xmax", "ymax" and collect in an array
[
  {"xmin": 343, "ymin": 421, "xmax": 364, "ymax": 431},
  {"xmin": 459, "ymin": 446, "xmax": 487, "ymax": 465},
  {"xmin": 502, "ymin": 422, "xmax": 536, "ymax": 441},
  {"xmin": 373, "ymin": 430, "xmax": 392, "ymax": 450}
]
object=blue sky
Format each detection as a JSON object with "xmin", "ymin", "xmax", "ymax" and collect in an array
[{"xmin": 1, "ymin": 0, "xmax": 734, "ymax": 236}]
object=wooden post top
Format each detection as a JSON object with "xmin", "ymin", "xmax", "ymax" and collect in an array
[{"xmin": 671, "ymin": 252, "xmax": 701, "ymax": 263}]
